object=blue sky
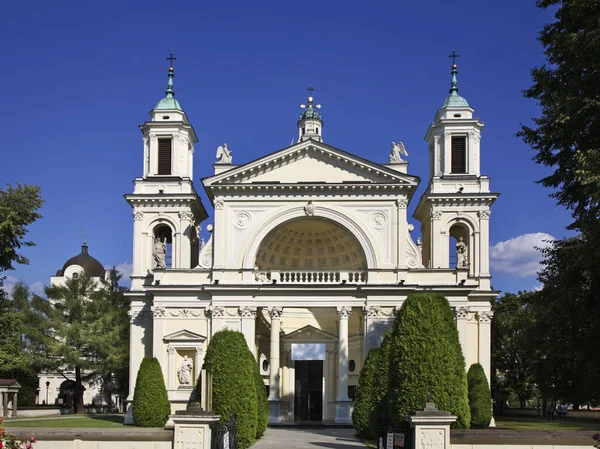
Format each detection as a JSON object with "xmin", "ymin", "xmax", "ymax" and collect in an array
[{"xmin": 1, "ymin": 0, "xmax": 570, "ymax": 296}]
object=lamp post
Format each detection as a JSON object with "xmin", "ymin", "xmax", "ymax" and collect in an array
[{"xmin": 45, "ymin": 381, "xmax": 50, "ymax": 405}]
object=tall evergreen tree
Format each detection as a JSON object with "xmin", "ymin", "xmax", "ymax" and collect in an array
[
  {"xmin": 519, "ymin": 0, "xmax": 600, "ymax": 234},
  {"xmin": 388, "ymin": 293, "xmax": 470, "ymax": 429}
]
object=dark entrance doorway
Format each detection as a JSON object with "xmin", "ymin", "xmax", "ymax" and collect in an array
[{"xmin": 294, "ymin": 360, "xmax": 323, "ymax": 421}]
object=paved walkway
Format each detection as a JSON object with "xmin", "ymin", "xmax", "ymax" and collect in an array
[{"xmin": 253, "ymin": 427, "xmax": 366, "ymax": 449}]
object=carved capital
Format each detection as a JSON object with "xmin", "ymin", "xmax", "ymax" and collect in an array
[
  {"xmin": 195, "ymin": 346, "xmax": 204, "ymax": 357},
  {"xmin": 268, "ymin": 306, "xmax": 283, "ymax": 319},
  {"xmin": 206, "ymin": 305, "xmax": 225, "ymax": 318},
  {"xmin": 133, "ymin": 211, "xmax": 144, "ymax": 221},
  {"xmin": 478, "ymin": 311, "xmax": 494, "ymax": 323},
  {"xmin": 152, "ymin": 305, "xmax": 166, "ymax": 318},
  {"xmin": 167, "ymin": 347, "xmax": 176, "ymax": 355},
  {"xmin": 363, "ymin": 305, "xmax": 381, "ymax": 318},
  {"xmin": 337, "ymin": 305, "xmax": 352, "ymax": 319},
  {"xmin": 129, "ymin": 309, "xmax": 144, "ymax": 324},
  {"xmin": 396, "ymin": 198, "xmax": 408, "ymax": 209},
  {"xmin": 434, "ymin": 135, "xmax": 441, "ymax": 144},
  {"xmin": 149, "ymin": 134, "xmax": 157, "ymax": 141},
  {"xmin": 214, "ymin": 199, "xmax": 224, "ymax": 210},
  {"xmin": 431, "ymin": 209, "xmax": 442, "ymax": 220},
  {"xmin": 478, "ymin": 210, "xmax": 491, "ymax": 220},
  {"xmin": 178, "ymin": 210, "xmax": 194, "ymax": 221},
  {"xmin": 239, "ymin": 306, "xmax": 257, "ymax": 318},
  {"xmin": 444, "ymin": 131, "xmax": 451, "ymax": 138},
  {"xmin": 455, "ymin": 306, "xmax": 469, "ymax": 319}
]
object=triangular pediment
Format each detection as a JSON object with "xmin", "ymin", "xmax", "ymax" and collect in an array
[
  {"xmin": 203, "ymin": 140, "xmax": 419, "ymax": 187},
  {"xmin": 282, "ymin": 325, "xmax": 337, "ymax": 341},
  {"xmin": 163, "ymin": 329, "xmax": 206, "ymax": 342}
]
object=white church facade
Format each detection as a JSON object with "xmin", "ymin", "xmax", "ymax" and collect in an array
[{"xmin": 124, "ymin": 61, "xmax": 498, "ymax": 425}]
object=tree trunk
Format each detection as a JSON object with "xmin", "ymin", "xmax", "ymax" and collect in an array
[{"xmin": 75, "ymin": 366, "xmax": 85, "ymax": 414}]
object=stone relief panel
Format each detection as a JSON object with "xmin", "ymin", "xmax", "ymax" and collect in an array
[{"xmin": 198, "ymin": 234, "xmax": 213, "ymax": 269}]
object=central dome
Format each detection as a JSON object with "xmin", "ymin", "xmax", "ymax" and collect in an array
[{"xmin": 255, "ymin": 218, "xmax": 366, "ymax": 271}]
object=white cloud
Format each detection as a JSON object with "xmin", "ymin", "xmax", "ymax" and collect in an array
[
  {"xmin": 490, "ymin": 232, "xmax": 555, "ymax": 278},
  {"xmin": 0, "ymin": 275, "xmax": 45, "ymax": 298},
  {"xmin": 110, "ymin": 262, "xmax": 133, "ymax": 288}
]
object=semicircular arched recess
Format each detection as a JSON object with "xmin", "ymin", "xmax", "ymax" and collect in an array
[{"xmin": 255, "ymin": 217, "xmax": 367, "ymax": 271}]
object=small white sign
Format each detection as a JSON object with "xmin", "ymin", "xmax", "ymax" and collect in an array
[{"xmin": 386, "ymin": 433, "xmax": 394, "ymax": 449}]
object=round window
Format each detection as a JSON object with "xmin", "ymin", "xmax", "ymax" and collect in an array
[
  {"xmin": 262, "ymin": 359, "xmax": 269, "ymax": 372},
  {"xmin": 349, "ymin": 359, "xmax": 356, "ymax": 373}
]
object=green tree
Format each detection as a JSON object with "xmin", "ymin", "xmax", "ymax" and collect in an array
[
  {"xmin": 132, "ymin": 357, "xmax": 171, "ymax": 427},
  {"xmin": 491, "ymin": 292, "xmax": 537, "ymax": 407},
  {"xmin": 352, "ymin": 346, "xmax": 380, "ymax": 438},
  {"xmin": 370, "ymin": 332, "xmax": 392, "ymax": 439},
  {"xmin": 388, "ymin": 293, "xmax": 470, "ymax": 429},
  {"xmin": 467, "ymin": 363, "xmax": 492, "ymax": 428},
  {"xmin": 519, "ymin": 0, "xmax": 600, "ymax": 234},
  {"xmin": 532, "ymin": 236, "xmax": 600, "ymax": 407},
  {"xmin": 89, "ymin": 268, "xmax": 130, "ymax": 408},
  {"xmin": 203, "ymin": 330, "xmax": 257, "ymax": 449},
  {"xmin": 0, "ymin": 183, "xmax": 43, "ymax": 374}
]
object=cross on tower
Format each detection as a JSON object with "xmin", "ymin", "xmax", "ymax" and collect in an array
[
  {"xmin": 83, "ymin": 228, "xmax": 87, "ymax": 245},
  {"xmin": 166, "ymin": 52, "xmax": 177, "ymax": 68},
  {"xmin": 307, "ymin": 85, "xmax": 314, "ymax": 95},
  {"xmin": 449, "ymin": 50, "xmax": 460, "ymax": 65}
]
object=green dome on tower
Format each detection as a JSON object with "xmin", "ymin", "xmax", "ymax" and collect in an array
[
  {"xmin": 155, "ymin": 65, "xmax": 182, "ymax": 111},
  {"xmin": 442, "ymin": 64, "xmax": 469, "ymax": 108}
]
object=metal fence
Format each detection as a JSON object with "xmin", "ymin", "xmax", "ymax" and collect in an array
[
  {"xmin": 373, "ymin": 404, "xmax": 411, "ymax": 449},
  {"xmin": 211, "ymin": 414, "xmax": 238, "ymax": 449}
]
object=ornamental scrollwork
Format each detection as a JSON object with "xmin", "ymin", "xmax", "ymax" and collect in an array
[
  {"xmin": 363, "ymin": 305, "xmax": 380, "ymax": 318},
  {"xmin": 206, "ymin": 305, "xmax": 225, "ymax": 318},
  {"xmin": 168, "ymin": 309, "xmax": 204, "ymax": 318}
]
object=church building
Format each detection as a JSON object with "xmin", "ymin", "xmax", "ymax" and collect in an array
[{"xmin": 124, "ymin": 60, "xmax": 498, "ymax": 425}]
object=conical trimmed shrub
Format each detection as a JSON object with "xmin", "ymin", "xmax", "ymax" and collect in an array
[
  {"xmin": 370, "ymin": 332, "xmax": 392, "ymax": 438},
  {"xmin": 352, "ymin": 346, "xmax": 380, "ymax": 438},
  {"xmin": 389, "ymin": 293, "xmax": 470, "ymax": 429},
  {"xmin": 132, "ymin": 357, "xmax": 171, "ymax": 427},
  {"xmin": 467, "ymin": 363, "xmax": 492, "ymax": 428},
  {"xmin": 203, "ymin": 330, "xmax": 257, "ymax": 449},
  {"xmin": 253, "ymin": 358, "xmax": 268, "ymax": 438}
]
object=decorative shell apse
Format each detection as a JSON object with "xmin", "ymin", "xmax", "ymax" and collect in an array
[{"xmin": 255, "ymin": 218, "xmax": 366, "ymax": 271}]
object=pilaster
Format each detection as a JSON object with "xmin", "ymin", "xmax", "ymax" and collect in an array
[
  {"xmin": 268, "ymin": 306, "xmax": 283, "ymax": 424},
  {"xmin": 335, "ymin": 305, "xmax": 352, "ymax": 424}
]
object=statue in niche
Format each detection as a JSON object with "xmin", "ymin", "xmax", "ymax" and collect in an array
[
  {"xmin": 177, "ymin": 355, "xmax": 193, "ymax": 385},
  {"xmin": 153, "ymin": 237, "xmax": 167, "ymax": 269},
  {"xmin": 216, "ymin": 143, "xmax": 233, "ymax": 164},
  {"xmin": 390, "ymin": 141, "xmax": 408, "ymax": 163},
  {"xmin": 456, "ymin": 237, "xmax": 469, "ymax": 268}
]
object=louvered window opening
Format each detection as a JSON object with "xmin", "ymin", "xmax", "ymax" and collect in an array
[
  {"xmin": 451, "ymin": 136, "xmax": 467, "ymax": 174},
  {"xmin": 158, "ymin": 139, "xmax": 172, "ymax": 175}
]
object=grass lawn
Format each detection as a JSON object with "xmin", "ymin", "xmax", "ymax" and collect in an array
[
  {"xmin": 495, "ymin": 416, "xmax": 600, "ymax": 430},
  {"xmin": 2, "ymin": 415, "xmax": 125, "ymax": 428}
]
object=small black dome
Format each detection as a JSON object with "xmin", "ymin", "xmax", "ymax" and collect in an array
[{"xmin": 60, "ymin": 244, "xmax": 105, "ymax": 278}]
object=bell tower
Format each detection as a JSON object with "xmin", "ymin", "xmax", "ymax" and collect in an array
[
  {"xmin": 297, "ymin": 86, "xmax": 323, "ymax": 142},
  {"xmin": 125, "ymin": 55, "xmax": 207, "ymax": 289},
  {"xmin": 414, "ymin": 56, "xmax": 499, "ymax": 290}
]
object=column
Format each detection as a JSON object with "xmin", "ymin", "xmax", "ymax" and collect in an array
[
  {"xmin": 124, "ymin": 308, "xmax": 145, "ymax": 425},
  {"xmin": 167, "ymin": 347, "xmax": 176, "ymax": 389},
  {"xmin": 455, "ymin": 306, "xmax": 469, "ymax": 359},
  {"xmin": 12, "ymin": 392, "xmax": 17, "ymax": 417},
  {"xmin": 152, "ymin": 305, "xmax": 165, "ymax": 365},
  {"xmin": 478, "ymin": 311, "xmax": 493, "ymax": 387},
  {"xmin": 268, "ymin": 307, "xmax": 283, "ymax": 424},
  {"xmin": 335, "ymin": 306, "xmax": 352, "ymax": 424},
  {"xmin": 363, "ymin": 305, "xmax": 380, "ymax": 356},
  {"xmin": 239, "ymin": 306, "xmax": 257, "ymax": 357},
  {"xmin": 178, "ymin": 211, "xmax": 194, "ymax": 269},
  {"xmin": 430, "ymin": 209, "xmax": 444, "ymax": 269},
  {"xmin": 2, "ymin": 392, "xmax": 7, "ymax": 418},
  {"xmin": 194, "ymin": 346, "xmax": 203, "ymax": 389}
]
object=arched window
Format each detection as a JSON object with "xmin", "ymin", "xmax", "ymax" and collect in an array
[
  {"xmin": 449, "ymin": 223, "xmax": 470, "ymax": 269},
  {"xmin": 153, "ymin": 224, "xmax": 174, "ymax": 269}
]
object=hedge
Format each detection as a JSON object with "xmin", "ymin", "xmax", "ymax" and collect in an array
[
  {"xmin": 132, "ymin": 357, "xmax": 171, "ymax": 427},
  {"xmin": 253, "ymin": 357, "xmax": 268, "ymax": 438},
  {"xmin": 467, "ymin": 363, "xmax": 492, "ymax": 428},
  {"xmin": 388, "ymin": 293, "xmax": 470, "ymax": 429},
  {"xmin": 352, "ymin": 346, "xmax": 380, "ymax": 438},
  {"xmin": 203, "ymin": 330, "xmax": 257, "ymax": 449}
]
